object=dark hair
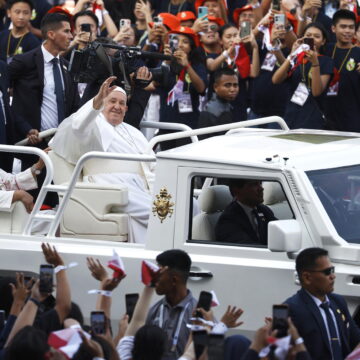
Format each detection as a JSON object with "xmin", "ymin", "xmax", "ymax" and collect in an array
[
  {"xmin": 4, "ymin": 326, "xmax": 49, "ymax": 360},
  {"xmin": 228, "ymin": 178, "xmax": 254, "ymax": 196},
  {"xmin": 179, "ymin": 33, "xmax": 205, "ymax": 66},
  {"xmin": 156, "ymin": 249, "xmax": 191, "ymax": 282},
  {"xmin": 41, "ymin": 13, "xmax": 70, "ymax": 39},
  {"xmin": 67, "ymin": 302, "xmax": 84, "ymax": 326},
  {"xmin": 7, "ymin": 0, "xmax": 33, "ymax": 10},
  {"xmin": 214, "ymin": 67, "xmax": 237, "ymax": 83},
  {"xmin": 332, "ymin": 9, "xmax": 356, "ymax": 26},
  {"xmin": 219, "ymin": 23, "xmax": 237, "ymax": 39},
  {"xmin": 73, "ymin": 335, "xmax": 112, "ymax": 360},
  {"xmin": 132, "ymin": 325, "xmax": 167, "ymax": 360},
  {"xmin": 73, "ymin": 10, "xmax": 99, "ymax": 29},
  {"xmin": 303, "ymin": 22, "xmax": 329, "ymax": 53},
  {"xmin": 295, "ymin": 247, "xmax": 329, "ymax": 278}
]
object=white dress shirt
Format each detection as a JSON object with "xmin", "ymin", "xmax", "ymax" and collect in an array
[{"xmin": 40, "ymin": 45, "xmax": 64, "ymax": 131}]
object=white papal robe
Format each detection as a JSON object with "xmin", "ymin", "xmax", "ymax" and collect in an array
[
  {"xmin": 51, "ymin": 99, "xmax": 155, "ymax": 243},
  {"xmin": 0, "ymin": 168, "xmax": 37, "ymax": 211}
]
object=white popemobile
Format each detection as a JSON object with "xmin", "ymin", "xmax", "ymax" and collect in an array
[{"xmin": 2, "ymin": 117, "xmax": 360, "ymax": 338}]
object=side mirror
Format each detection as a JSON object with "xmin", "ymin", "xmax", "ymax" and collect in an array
[{"xmin": 268, "ymin": 220, "xmax": 301, "ymax": 252}]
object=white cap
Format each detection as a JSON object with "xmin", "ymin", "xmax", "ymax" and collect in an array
[{"xmin": 113, "ymin": 86, "xmax": 127, "ymax": 96}]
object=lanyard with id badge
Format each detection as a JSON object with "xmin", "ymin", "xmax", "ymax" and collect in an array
[
  {"xmin": 327, "ymin": 46, "xmax": 352, "ymax": 97},
  {"xmin": 261, "ymin": 52, "xmax": 277, "ymax": 72},
  {"xmin": 167, "ymin": 68, "xmax": 193, "ymax": 113},
  {"xmin": 290, "ymin": 63, "xmax": 310, "ymax": 106}
]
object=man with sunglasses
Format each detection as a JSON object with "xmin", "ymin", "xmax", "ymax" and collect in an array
[{"xmin": 284, "ymin": 247, "xmax": 360, "ymax": 360}]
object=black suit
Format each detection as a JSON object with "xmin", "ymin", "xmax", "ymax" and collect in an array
[
  {"xmin": 8, "ymin": 46, "xmax": 79, "ymax": 141},
  {"xmin": 0, "ymin": 60, "xmax": 14, "ymax": 171},
  {"xmin": 285, "ymin": 288, "xmax": 360, "ymax": 360},
  {"xmin": 215, "ymin": 201, "xmax": 276, "ymax": 245}
]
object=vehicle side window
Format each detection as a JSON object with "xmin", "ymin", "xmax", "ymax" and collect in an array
[{"xmin": 188, "ymin": 176, "xmax": 294, "ymax": 247}]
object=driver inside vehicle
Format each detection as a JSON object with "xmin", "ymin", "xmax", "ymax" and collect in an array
[{"xmin": 215, "ymin": 179, "xmax": 277, "ymax": 245}]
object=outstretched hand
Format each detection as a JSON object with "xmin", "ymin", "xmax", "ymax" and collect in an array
[
  {"xmin": 221, "ymin": 305, "xmax": 244, "ymax": 328},
  {"xmin": 41, "ymin": 242, "xmax": 64, "ymax": 267},
  {"xmin": 93, "ymin": 76, "xmax": 117, "ymax": 110},
  {"xmin": 87, "ymin": 257, "xmax": 108, "ymax": 282}
]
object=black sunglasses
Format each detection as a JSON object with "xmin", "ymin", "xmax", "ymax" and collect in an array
[{"xmin": 307, "ymin": 266, "xmax": 335, "ymax": 276}]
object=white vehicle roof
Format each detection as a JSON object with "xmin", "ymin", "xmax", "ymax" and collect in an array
[{"xmin": 157, "ymin": 129, "xmax": 360, "ymax": 172}]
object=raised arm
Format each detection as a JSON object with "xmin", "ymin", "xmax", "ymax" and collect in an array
[{"xmin": 41, "ymin": 243, "xmax": 71, "ymax": 324}]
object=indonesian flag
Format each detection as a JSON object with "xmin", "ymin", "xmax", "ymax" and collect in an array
[
  {"xmin": 92, "ymin": 2, "xmax": 103, "ymax": 28},
  {"xmin": 167, "ymin": 68, "xmax": 186, "ymax": 106},
  {"xmin": 210, "ymin": 290, "xmax": 220, "ymax": 307},
  {"xmin": 234, "ymin": 44, "xmax": 251, "ymax": 79},
  {"xmin": 287, "ymin": 43, "xmax": 309, "ymax": 74},
  {"xmin": 107, "ymin": 249, "xmax": 126, "ymax": 279},
  {"xmin": 141, "ymin": 260, "xmax": 159, "ymax": 286},
  {"xmin": 258, "ymin": 24, "xmax": 274, "ymax": 51},
  {"xmin": 48, "ymin": 328, "xmax": 91, "ymax": 360}
]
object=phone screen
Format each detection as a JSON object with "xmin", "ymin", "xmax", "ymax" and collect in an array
[
  {"xmin": 0, "ymin": 310, "xmax": 5, "ymax": 330},
  {"xmin": 195, "ymin": 291, "xmax": 212, "ymax": 318},
  {"xmin": 39, "ymin": 264, "xmax": 54, "ymax": 294},
  {"xmin": 193, "ymin": 330, "xmax": 208, "ymax": 360},
  {"xmin": 207, "ymin": 334, "xmax": 224, "ymax": 360},
  {"xmin": 169, "ymin": 34, "xmax": 179, "ymax": 52},
  {"xmin": 125, "ymin": 293, "xmax": 139, "ymax": 322},
  {"xmin": 272, "ymin": 0, "xmax": 281, "ymax": 10},
  {"xmin": 272, "ymin": 304, "xmax": 289, "ymax": 338},
  {"xmin": 91, "ymin": 311, "xmax": 106, "ymax": 335},
  {"xmin": 80, "ymin": 23, "xmax": 91, "ymax": 32}
]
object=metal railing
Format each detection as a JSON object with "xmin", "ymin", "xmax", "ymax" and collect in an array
[{"xmin": 148, "ymin": 116, "xmax": 288, "ymax": 151}]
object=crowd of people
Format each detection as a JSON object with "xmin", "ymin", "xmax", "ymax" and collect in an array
[
  {"xmin": 0, "ymin": 245, "xmax": 359, "ymax": 360},
  {"xmin": 0, "ymin": 0, "xmax": 360, "ymax": 236}
]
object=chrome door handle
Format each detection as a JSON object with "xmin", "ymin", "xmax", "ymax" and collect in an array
[{"xmin": 189, "ymin": 271, "xmax": 213, "ymax": 278}]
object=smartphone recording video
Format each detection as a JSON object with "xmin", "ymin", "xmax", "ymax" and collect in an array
[
  {"xmin": 120, "ymin": 19, "xmax": 131, "ymax": 28},
  {"xmin": 198, "ymin": 6, "xmax": 208, "ymax": 20},
  {"xmin": 80, "ymin": 23, "xmax": 91, "ymax": 32},
  {"xmin": 193, "ymin": 329, "xmax": 208, "ymax": 360},
  {"xmin": 91, "ymin": 311, "xmax": 106, "ymax": 335},
  {"xmin": 207, "ymin": 334, "xmax": 224, "ymax": 360},
  {"xmin": 240, "ymin": 21, "xmax": 251, "ymax": 38},
  {"xmin": 169, "ymin": 34, "xmax": 179, "ymax": 53},
  {"xmin": 274, "ymin": 14, "xmax": 286, "ymax": 27},
  {"xmin": 125, "ymin": 293, "xmax": 139, "ymax": 322},
  {"xmin": 39, "ymin": 264, "xmax": 54, "ymax": 294},
  {"xmin": 153, "ymin": 16, "xmax": 163, "ymax": 26},
  {"xmin": 195, "ymin": 291, "xmax": 212, "ymax": 318},
  {"xmin": 304, "ymin": 37, "xmax": 314, "ymax": 50},
  {"xmin": 272, "ymin": 304, "xmax": 289, "ymax": 338},
  {"xmin": 272, "ymin": 0, "xmax": 281, "ymax": 10}
]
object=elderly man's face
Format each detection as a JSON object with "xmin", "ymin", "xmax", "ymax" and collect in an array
[{"xmin": 102, "ymin": 91, "xmax": 128, "ymax": 126}]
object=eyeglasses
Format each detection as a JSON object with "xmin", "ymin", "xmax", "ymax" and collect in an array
[
  {"xmin": 208, "ymin": 24, "xmax": 219, "ymax": 32},
  {"xmin": 307, "ymin": 266, "xmax": 335, "ymax": 276}
]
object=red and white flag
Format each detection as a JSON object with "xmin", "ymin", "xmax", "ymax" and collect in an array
[
  {"xmin": 141, "ymin": 260, "xmax": 159, "ymax": 286},
  {"xmin": 48, "ymin": 328, "xmax": 90, "ymax": 360},
  {"xmin": 288, "ymin": 43, "xmax": 309, "ymax": 69},
  {"xmin": 210, "ymin": 290, "xmax": 220, "ymax": 307},
  {"xmin": 107, "ymin": 249, "xmax": 126, "ymax": 279}
]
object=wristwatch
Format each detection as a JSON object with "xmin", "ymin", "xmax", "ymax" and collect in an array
[{"xmin": 31, "ymin": 165, "xmax": 41, "ymax": 176}]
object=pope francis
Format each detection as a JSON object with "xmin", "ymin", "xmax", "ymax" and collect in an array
[{"xmin": 51, "ymin": 76, "xmax": 155, "ymax": 243}]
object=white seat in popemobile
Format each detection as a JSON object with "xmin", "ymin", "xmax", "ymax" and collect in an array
[
  {"xmin": 49, "ymin": 151, "xmax": 146, "ymax": 242},
  {"xmin": 192, "ymin": 185, "xmax": 232, "ymax": 241},
  {"xmin": 0, "ymin": 202, "xmax": 29, "ymax": 234},
  {"xmin": 262, "ymin": 182, "xmax": 293, "ymax": 220}
]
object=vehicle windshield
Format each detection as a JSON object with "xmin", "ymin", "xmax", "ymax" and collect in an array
[{"xmin": 306, "ymin": 165, "xmax": 360, "ymax": 244}]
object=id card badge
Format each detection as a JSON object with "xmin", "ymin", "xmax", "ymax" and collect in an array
[
  {"xmin": 261, "ymin": 52, "xmax": 276, "ymax": 72},
  {"xmin": 178, "ymin": 93, "xmax": 193, "ymax": 113},
  {"xmin": 326, "ymin": 81, "xmax": 339, "ymax": 96},
  {"xmin": 290, "ymin": 82, "xmax": 309, "ymax": 106}
]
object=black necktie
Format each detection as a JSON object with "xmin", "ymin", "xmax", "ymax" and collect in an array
[
  {"xmin": 251, "ymin": 209, "xmax": 262, "ymax": 241},
  {"xmin": 320, "ymin": 302, "xmax": 343, "ymax": 360},
  {"xmin": 51, "ymin": 58, "xmax": 64, "ymax": 123}
]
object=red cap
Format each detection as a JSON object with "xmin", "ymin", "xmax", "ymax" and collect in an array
[
  {"xmin": 177, "ymin": 11, "xmax": 196, "ymax": 22},
  {"xmin": 208, "ymin": 16, "xmax": 225, "ymax": 27},
  {"xmin": 47, "ymin": 6, "xmax": 73, "ymax": 30},
  {"xmin": 195, "ymin": 0, "xmax": 227, "ymax": 13},
  {"xmin": 233, "ymin": 5, "xmax": 253, "ymax": 26},
  {"xmin": 149, "ymin": 12, "xmax": 180, "ymax": 30},
  {"xmin": 170, "ymin": 26, "xmax": 200, "ymax": 47}
]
